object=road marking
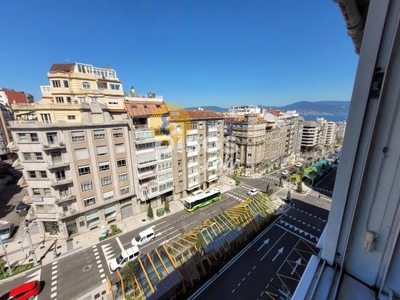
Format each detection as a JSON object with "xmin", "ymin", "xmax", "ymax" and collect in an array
[
  {"xmin": 51, "ymin": 286, "xmax": 57, "ymax": 292},
  {"xmin": 52, "ymin": 270, "xmax": 57, "ymax": 275},
  {"xmin": 52, "ymin": 280, "xmax": 57, "ymax": 286},
  {"xmin": 272, "ymin": 247, "xmax": 284, "ymax": 262},
  {"xmin": 237, "ymin": 282, "xmax": 241, "ymax": 287},
  {"xmin": 242, "ymin": 277, "xmax": 246, "ymax": 282},
  {"xmin": 247, "ymin": 271, "xmax": 251, "ymax": 276},
  {"xmin": 261, "ymin": 232, "xmax": 287, "ymax": 261},
  {"xmin": 51, "ymin": 292, "xmax": 57, "ymax": 298},
  {"xmin": 253, "ymin": 265, "xmax": 256, "ymax": 270},
  {"xmin": 102, "ymin": 279, "xmax": 107, "ymax": 283},
  {"xmin": 97, "ymin": 259, "xmax": 101, "ymax": 264},
  {"xmin": 52, "ymin": 275, "xmax": 57, "ymax": 280},
  {"xmin": 116, "ymin": 237, "xmax": 124, "ymax": 251},
  {"xmin": 99, "ymin": 268, "xmax": 104, "ymax": 273},
  {"xmin": 232, "ymin": 289, "xmax": 235, "ymax": 293}
]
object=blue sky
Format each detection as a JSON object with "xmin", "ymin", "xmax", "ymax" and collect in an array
[{"xmin": 0, "ymin": 0, "xmax": 358, "ymax": 108}]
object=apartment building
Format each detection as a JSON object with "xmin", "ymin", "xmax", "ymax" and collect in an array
[
  {"xmin": 336, "ymin": 120, "xmax": 347, "ymax": 139},
  {"xmin": 124, "ymin": 97, "xmax": 175, "ymax": 211},
  {"xmin": 228, "ymin": 105, "xmax": 261, "ymax": 116},
  {"xmin": 8, "ymin": 63, "xmax": 137, "ymax": 239},
  {"xmin": 0, "ymin": 88, "xmax": 34, "ymax": 106},
  {"xmin": 169, "ymin": 109, "xmax": 224, "ymax": 198},
  {"xmin": 264, "ymin": 124, "xmax": 286, "ymax": 169},
  {"xmin": 0, "ymin": 104, "xmax": 14, "ymax": 158},
  {"xmin": 231, "ymin": 114, "xmax": 267, "ymax": 175},
  {"xmin": 301, "ymin": 121, "xmax": 320, "ymax": 152},
  {"xmin": 40, "ymin": 62, "xmax": 125, "ymax": 110},
  {"xmin": 281, "ymin": 111, "xmax": 304, "ymax": 159}
]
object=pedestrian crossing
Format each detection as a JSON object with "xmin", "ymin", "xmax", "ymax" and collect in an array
[
  {"xmin": 24, "ymin": 269, "xmax": 42, "ymax": 300},
  {"xmin": 93, "ymin": 245, "xmax": 107, "ymax": 283},
  {"xmin": 50, "ymin": 261, "xmax": 58, "ymax": 300}
]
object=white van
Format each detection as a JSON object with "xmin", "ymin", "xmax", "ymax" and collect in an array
[
  {"xmin": 131, "ymin": 227, "xmax": 155, "ymax": 247},
  {"xmin": 109, "ymin": 246, "xmax": 140, "ymax": 272}
]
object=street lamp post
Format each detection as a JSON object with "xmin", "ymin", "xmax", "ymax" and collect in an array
[{"xmin": 0, "ymin": 239, "xmax": 12, "ymax": 275}]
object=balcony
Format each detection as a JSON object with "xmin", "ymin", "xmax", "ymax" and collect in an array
[
  {"xmin": 54, "ymin": 194, "xmax": 77, "ymax": 206},
  {"xmin": 207, "ymin": 174, "xmax": 218, "ymax": 182},
  {"xmin": 8, "ymin": 141, "xmax": 19, "ymax": 152},
  {"xmin": 187, "ymin": 151, "xmax": 198, "ymax": 157},
  {"xmin": 42, "ymin": 142, "xmax": 66, "ymax": 151},
  {"xmin": 34, "ymin": 211, "xmax": 58, "ymax": 220},
  {"xmin": 207, "ymin": 136, "xmax": 218, "ymax": 143},
  {"xmin": 51, "ymin": 178, "xmax": 73, "ymax": 187},
  {"xmin": 188, "ymin": 161, "xmax": 198, "ymax": 168},
  {"xmin": 186, "ymin": 139, "xmax": 198, "ymax": 146},
  {"xmin": 46, "ymin": 160, "xmax": 70, "ymax": 171},
  {"xmin": 57, "ymin": 208, "xmax": 78, "ymax": 220},
  {"xmin": 140, "ymin": 179, "xmax": 158, "ymax": 189},
  {"xmin": 208, "ymin": 126, "xmax": 218, "ymax": 132},
  {"xmin": 188, "ymin": 171, "xmax": 199, "ymax": 178},
  {"xmin": 207, "ymin": 147, "xmax": 218, "ymax": 153},
  {"xmin": 138, "ymin": 169, "xmax": 157, "ymax": 180},
  {"xmin": 187, "ymin": 129, "xmax": 198, "ymax": 135},
  {"xmin": 208, "ymin": 164, "xmax": 218, "ymax": 171},
  {"xmin": 187, "ymin": 181, "xmax": 200, "ymax": 190}
]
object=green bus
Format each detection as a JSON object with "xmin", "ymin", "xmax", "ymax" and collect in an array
[{"xmin": 183, "ymin": 188, "xmax": 222, "ymax": 212}]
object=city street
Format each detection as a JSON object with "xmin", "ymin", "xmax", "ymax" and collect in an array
[{"xmin": 0, "ymin": 170, "xmax": 334, "ymax": 300}]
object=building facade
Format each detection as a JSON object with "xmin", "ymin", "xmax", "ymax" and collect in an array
[
  {"xmin": 230, "ymin": 114, "xmax": 267, "ymax": 175},
  {"xmin": 228, "ymin": 105, "xmax": 261, "ymax": 116},
  {"xmin": 8, "ymin": 62, "xmax": 138, "ymax": 239},
  {"xmin": 169, "ymin": 110, "xmax": 224, "ymax": 198}
]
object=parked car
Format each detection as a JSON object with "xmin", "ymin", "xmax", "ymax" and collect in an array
[
  {"xmin": 6, "ymin": 280, "xmax": 41, "ymax": 300},
  {"xmin": 15, "ymin": 202, "xmax": 29, "ymax": 214},
  {"xmin": 295, "ymin": 162, "xmax": 302, "ymax": 168},
  {"xmin": 0, "ymin": 222, "xmax": 15, "ymax": 241},
  {"xmin": 109, "ymin": 246, "xmax": 140, "ymax": 272},
  {"xmin": 247, "ymin": 188, "xmax": 259, "ymax": 196},
  {"xmin": 131, "ymin": 227, "xmax": 155, "ymax": 247},
  {"xmin": 281, "ymin": 170, "xmax": 289, "ymax": 176}
]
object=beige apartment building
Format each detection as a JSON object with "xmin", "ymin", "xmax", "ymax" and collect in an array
[
  {"xmin": 124, "ymin": 97, "xmax": 175, "ymax": 211},
  {"xmin": 8, "ymin": 63, "xmax": 138, "ymax": 239},
  {"xmin": 169, "ymin": 109, "xmax": 224, "ymax": 197},
  {"xmin": 231, "ymin": 114, "xmax": 267, "ymax": 175}
]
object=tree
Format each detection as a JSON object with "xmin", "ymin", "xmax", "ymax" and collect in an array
[
  {"xmin": 164, "ymin": 199, "xmax": 170, "ymax": 212},
  {"xmin": 297, "ymin": 167, "xmax": 305, "ymax": 193},
  {"xmin": 286, "ymin": 190, "xmax": 292, "ymax": 202},
  {"xmin": 266, "ymin": 184, "xmax": 270, "ymax": 194},
  {"xmin": 147, "ymin": 204, "xmax": 154, "ymax": 219},
  {"xmin": 0, "ymin": 258, "xmax": 5, "ymax": 277}
]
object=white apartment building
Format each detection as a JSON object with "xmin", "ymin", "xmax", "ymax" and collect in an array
[{"xmin": 228, "ymin": 105, "xmax": 261, "ymax": 116}]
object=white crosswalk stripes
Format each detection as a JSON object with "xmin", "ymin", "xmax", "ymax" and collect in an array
[
  {"xmin": 25, "ymin": 268, "xmax": 41, "ymax": 284},
  {"xmin": 50, "ymin": 261, "xmax": 58, "ymax": 299},
  {"xmin": 100, "ymin": 243, "xmax": 115, "ymax": 262},
  {"xmin": 93, "ymin": 245, "xmax": 107, "ymax": 284}
]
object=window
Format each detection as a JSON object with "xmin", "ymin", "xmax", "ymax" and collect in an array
[
  {"xmin": 99, "ymin": 161, "xmax": 110, "ymax": 171},
  {"xmin": 120, "ymin": 186, "xmax": 130, "ymax": 195},
  {"xmin": 63, "ymin": 80, "xmax": 69, "ymax": 88},
  {"xmin": 160, "ymin": 152, "xmax": 172, "ymax": 160},
  {"xmin": 18, "ymin": 133, "xmax": 27, "ymax": 142},
  {"xmin": 97, "ymin": 83, "xmax": 105, "ymax": 90},
  {"xmin": 179, "ymin": 170, "xmax": 183, "ymax": 177},
  {"xmin": 82, "ymin": 82, "xmax": 90, "ymax": 89},
  {"xmin": 158, "ymin": 172, "xmax": 173, "ymax": 182},
  {"xmin": 84, "ymin": 197, "xmax": 96, "ymax": 207},
  {"xmin": 66, "ymin": 97, "xmax": 72, "ymax": 103},
  {"xmin": 59, "ymin": 187, "xmax": 69, "ymax": 198},
  {"xmin": 52, "ymin": 80, "xmax": 61, "ymax": 88},
  {"xmin": 71, "ymin": 131, "xmax": 85, "ymax": 142},
  {"xmin": 158, "ymin": 161, "xmax": 172, "ymax": 171},
  {"xmin": 22, "ymin": 152, "xmax": 31, "ymax": 161},
  {"xmin": 81, "ymin": 180, "xmax": 93, "ymax": 192},
  {"xmin": 46, "ymin": 132, "xmax": 58, "ymax": 144},
  {"xmin": 119, "ymin": 173, "xmax": 128, "ymax": 182},
  {"xmin": 55, "ymin": 170, "xmax": 66, "ymax": 181},
  {"xmin": 109, "ymin": 83, "xmax": 121, "ymax": 90},
  {"xmin": 179, "ymin": 180, "xmax": 183, "ymax": 186},
  {"xmin": 32, "ymin": 188, "xmax": 41, "ymax": 195},
  {"xmin": 55, "ymin": 97, "xmax": 64, "ymax": 103},
  {"xmin": 93, "ymin": 129, "xmax": 105, "ymax": 140},
  {"xmin": 30, "ymin": 133, "xmax": 39, "ymax": 142},
  {"xmin": 68, "ymin": 115, "xmax": 76, "ymax": 120},
  {"xmin": 35, "ymin": 152, "xmax": 43, "ymax": 160},
  {"xmin": 78, "ymin": 165, "xmax": 91, "ymax": 176},
  {"xmin": 103, "ymin": 191, "xmax": 114, "ymax": 201},
  {"xmin": 41, "ymin": 114, "xmax": 52, "ymax": 123},
  {"xmin": 40, "ymin": 171, "xmax": 47, "ymax": 178},
  {"xmin": 51, "ymin": 151, "xmax": 62, "ymax": 164},
  {"xmin": 101, "ymin": 176, "xmax": 112, "ymax": 186},
  {"xmin": 108, "ymin": 101, "xmax": 118, "ymax": 105},
  {"xmin": 96, "ymin": 145, "xmax": 108, "ymax": 156},
  {"xmin": 115, "ymin": 143, "xmax": 125, "ymax": 154},
  {"xmin": 159, "ymin": 181, "xmax": 173, "ymax": 192},
  {"xmin": 75, "ymin": 148, "xmax": 88, "ymax": 160},
  {"xmin": 44, "ymin": 188, "xmax": 51, "ymax": 196},
  {"xmin": 117, "ymin": 158, "xmax": 126, "ymax": 167},
  {"xmin": 28, "ymin": 171, "xmax": 36, "ymax": 178},
  {"xmin": 113, "ymin": 128, "xmax": 123, "ymax": 138}
]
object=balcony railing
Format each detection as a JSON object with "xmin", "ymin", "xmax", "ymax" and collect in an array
[
  {"xmin": 8, "ymin": 141, "xmax": 19, "ymax": 152},
  {"xmin": 51, "ymin": 178, "xmax": 73, "ymax": 187},
  {"xmin": 138, "ymin": 169, "xmax": 157, "ymax": 180},
  {"xmin": 42, "ymin": 142, "xmax": 66, "ymax": 151},
  {"xmin": 54, "ymin": 194, "xmax": 77, "ymax": 206},
  {"xmin": 46, "ymin": 160, "xmax": 70, "ymax": 170},
  {"xmin": 57, "ymin": 208, "xmax": 78, "ymax": 220}
]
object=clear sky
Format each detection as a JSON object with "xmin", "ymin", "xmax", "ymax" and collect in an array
[{"xmin": 0, "ymin": 0, "xmax": 358, "ymax": 108}]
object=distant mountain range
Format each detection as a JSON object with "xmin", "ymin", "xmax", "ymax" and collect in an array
[{"xmin": 185, "ymin": 101, "xmax": 350, "ymax": 116}]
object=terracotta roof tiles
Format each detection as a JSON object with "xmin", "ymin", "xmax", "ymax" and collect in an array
[
  {"xmin": 125, "ymin": 100, "xmax": 169, "ymax": 117},
  {"xmin": 49, "ymin": 63, "xmax": 75, "ymax": 73}
]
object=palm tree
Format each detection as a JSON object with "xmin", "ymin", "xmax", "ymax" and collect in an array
[{"xmin": 297, "ymin": 167, "xmax": 305, "ymax": 192}]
